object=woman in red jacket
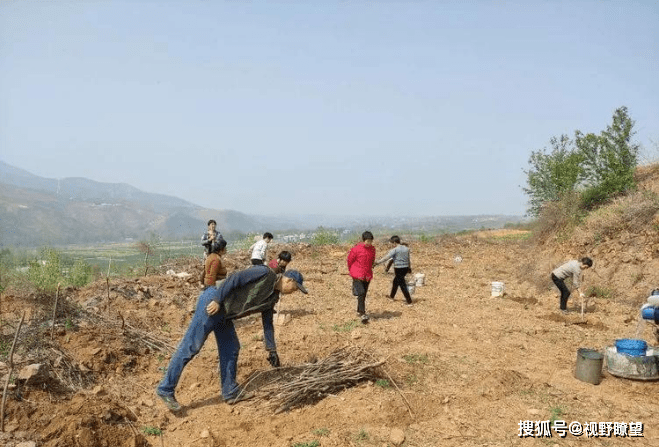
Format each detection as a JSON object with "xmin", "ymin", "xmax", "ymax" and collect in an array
[{"xmin": 347, "ymin": 231, "xmax": 376, "ymax": 323}]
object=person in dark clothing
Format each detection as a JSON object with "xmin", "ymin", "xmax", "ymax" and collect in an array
[
  {"xmin": 156, "ymin": 265, "xmax": 308, "ymax": 412},
  {"xmin": 201, "ymin": 219, "xmax": 226, "ymax": 258}
]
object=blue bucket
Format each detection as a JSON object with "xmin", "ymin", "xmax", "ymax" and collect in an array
[
  {"xmin": 615, "ymin": 339, "xmax": 647, "ymax": 356},
  {"xmin": 642, "ymin": 307, "xmax": 657, "ymax": 320}
]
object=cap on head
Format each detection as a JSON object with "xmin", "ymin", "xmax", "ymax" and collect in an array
[{"xmin": 283, "ymin": 269, "xmax": 308, "ymax": 294}]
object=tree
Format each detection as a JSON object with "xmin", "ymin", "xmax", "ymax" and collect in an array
[
  {"xmin": 523, "ymin": 135, "xmax": 584, "ymax": 216},
  {"xmin": 576, "ymin": 106, "xmax": 639, "ymax": 208},
  {"xmin": 523, "ymin": 106, "xmax": 640, "ymax": 215}
]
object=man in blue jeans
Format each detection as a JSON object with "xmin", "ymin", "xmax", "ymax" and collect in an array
[{"xmin": 156, "ymin": 265, "xmax": 308, "ymax": 412}]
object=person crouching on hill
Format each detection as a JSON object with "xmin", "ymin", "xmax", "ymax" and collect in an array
[
  {"xmin": 156, "ymin": 266, "xmax": 308, "ymax": 412},
  {"xmin": 551, "ymin": 257, "xmax": 593, "ymax": 313}
]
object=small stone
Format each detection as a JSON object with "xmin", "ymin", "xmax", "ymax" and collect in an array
[
  {"xmin": 189, "ymin": 382, "xmax": 201, "ymax": 391},
  {"xmin": 527, "ymin": 408, "xmax": 541, "ymax": 416},
  {"xmin": 92, "ymin": 386, "xmax": 106, "ymax": 395},
  {"xmin": 390, "ymin": 428, "xmax": 406, "ymax": 446},
  {"xmin": 200, "ymin": 429, "xmax": 210, "ymax": 438},
  {"xmin": 18, "ymin": 364, "xmax": 47, "ymax": 382}
]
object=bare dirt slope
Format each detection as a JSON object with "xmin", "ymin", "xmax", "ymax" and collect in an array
[{"xmin": 2, "ymin": 226, "xmax": 659, "ymax": 447}]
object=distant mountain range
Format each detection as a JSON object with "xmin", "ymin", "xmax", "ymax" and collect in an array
[{"xmin": 0, "ymin": 161, "xmax": 525, "ymax": 247}]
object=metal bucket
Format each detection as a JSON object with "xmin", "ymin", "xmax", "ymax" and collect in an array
[{"xmin": 575, "ymin": 348, "xmax": 603, "ymax": 385}]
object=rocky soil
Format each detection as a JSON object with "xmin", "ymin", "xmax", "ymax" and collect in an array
[{"xmin": 2, "ymin": 228, "xmax": 659, "ymax": 447}]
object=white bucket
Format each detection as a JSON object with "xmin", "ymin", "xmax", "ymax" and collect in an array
[
  {"xmin": 407, "ymin": 282, "xmax": 416, "ymax": 295},
  {"xmin": 491, "ymin": 281, "xmax": 505, "ymax": 297},
  {"xmin": 414, "ymin": 273, "xmax": 425, "ymax": 286}
]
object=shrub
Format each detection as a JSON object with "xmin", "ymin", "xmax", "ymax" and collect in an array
[
  {"xmin": 311, "ymin": 227, "xmax": 339, "ymax": 245},
  {"xmin": 577, "ymin": 107, "xmax": 640, "ymax": 209},
  {"xmin": 27, "ymin": 247, "xmax": 64, "ymax": 292},
  {"xmin": 530, "ymin": 192, "xmax": 585, "ymax": 244},
  {"xmin": 68, "ymin": 258, "xmax": 93, "ymax": 287},
  {"xmin": 524, "ymin": 106, "xmax": 640, "ymax": 216},
  {"xmin": 524, "ymin": 134, "xmax": 584, "ymax": 217}
]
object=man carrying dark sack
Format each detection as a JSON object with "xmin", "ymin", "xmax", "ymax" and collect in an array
[{"xmin": 156, "ymin": 265, "xmax": 308, "ymax": 412}]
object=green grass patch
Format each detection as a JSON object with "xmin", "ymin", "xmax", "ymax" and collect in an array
[
  {"xmin": 292, "ymin": 441, "xmax": 319, "ymax": 447},
  {"xmin": 312, "ymin": 428, "xmax": 330, "ymax": 437},
  {"xmin": 332, "ymin": 320, "xmax": 359, "ymax": 332},
  {"xmin": 405, "ymin": 374, "xmax": 418, "ymax": 386},
  {"xmin": 141, "ymin": 426, "xmax": 162, "ymax": 436},
  {"xmin": 403, "ymin": 353, "xmax": 429, "ymax": 364},
  {"xmin": 550, "ymin": 405, "xmax": 567, "ymax": 426},
  {"xmin": 490, "ymin": 232, "xmax": 532, "ymax": 242},
  {"xmin": 586, "ymin": 286, "xmax": 613, "ymax": 299},
  {"xmin": 375, "ymin": 379, "xmax": 391, "ymax": 389},
  {"xmin": 355, "ymin": 428, "xmax": 369, "ymax": 442}
]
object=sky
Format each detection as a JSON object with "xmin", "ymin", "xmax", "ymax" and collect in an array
[{"xmin": 1, "ymin": 1, "xmax": 657, "ymax": 218}]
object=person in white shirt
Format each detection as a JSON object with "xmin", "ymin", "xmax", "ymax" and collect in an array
[{"xmin": 249, "ymin": 232, "xmax": 273, "ymax": 265}]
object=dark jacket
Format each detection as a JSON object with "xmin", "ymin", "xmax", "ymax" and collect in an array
[
  {"xmin": 201, "ymin": 230, "xmax": 225, "ymax": 254},
  {"xmin": 212, "ymin": 265, "xmax": 279, "ymax": 320}
]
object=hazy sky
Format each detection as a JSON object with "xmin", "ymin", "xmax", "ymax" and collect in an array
[{"xmin": 1, "ymin": 1, "xmax": 657, "ymax": 217}]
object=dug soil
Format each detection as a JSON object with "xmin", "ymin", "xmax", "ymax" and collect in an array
[{"xmin": 2, "ymin": 231, "xmax": 659, "ymax": 446}]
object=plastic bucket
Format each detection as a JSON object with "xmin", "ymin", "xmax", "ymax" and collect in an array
[
  {"xmin": 414, "ymin": 273, "xmax": 425, "ymax": 286},
  {"xmin": 407, "ymin": 282, "xmax": 416, "ymax": 295},
  {"xmin": 491, "ymin": 281, "xmax": 505, "ymax": 297},
  {"xmin": 616, "ymin": 339, "xmax": 647, "ymax": 356},
  {"xmin": 575, "ymin": 348, "xmax": 603, "ymax": 385},
  {"xmin": 642, "ymin": 306, "xmax": 657, "ymax": 320}
]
